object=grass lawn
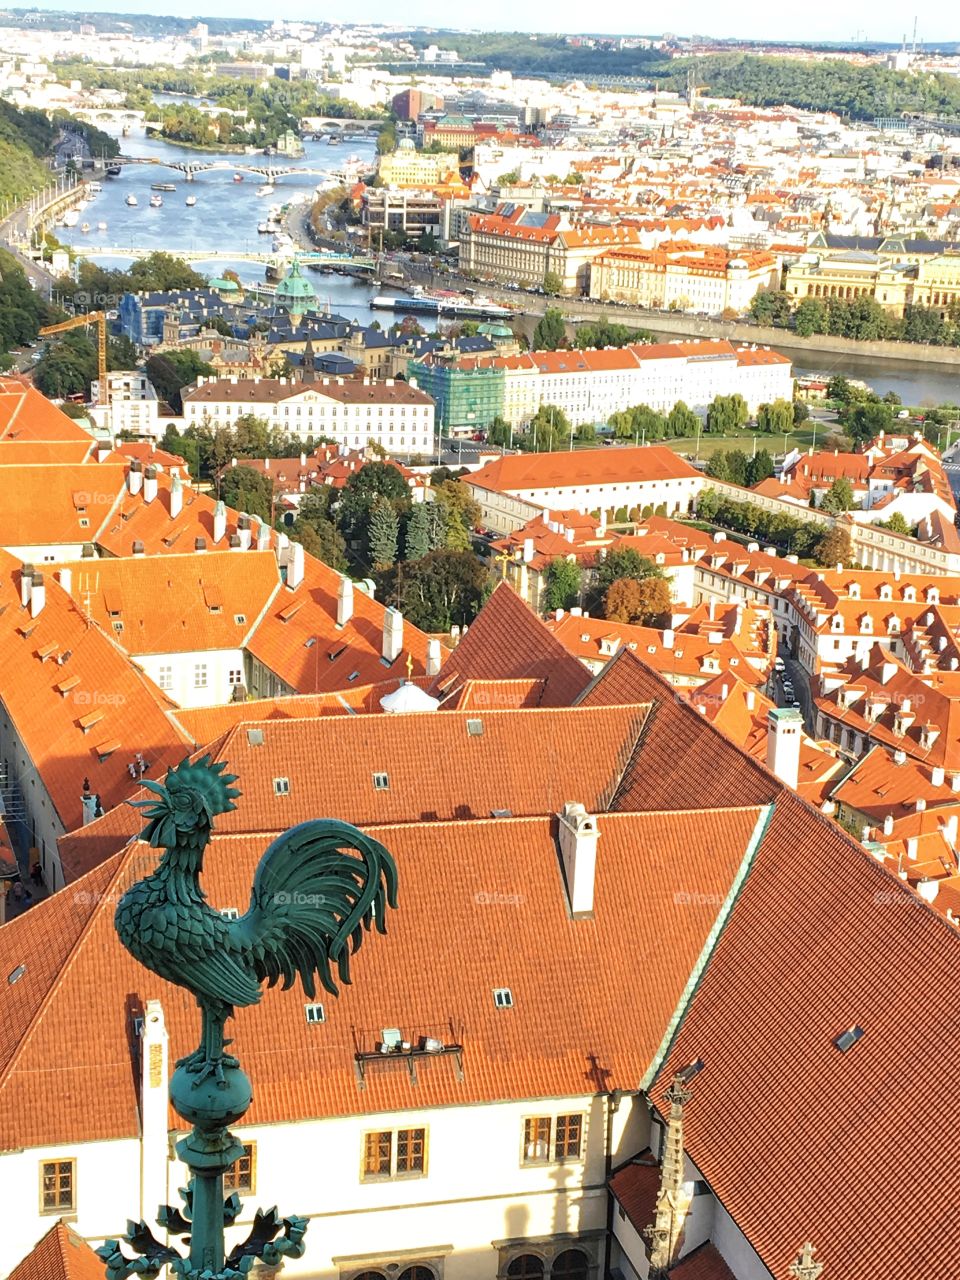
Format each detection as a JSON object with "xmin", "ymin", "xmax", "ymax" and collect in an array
[{"xmin": 658, "ymin": 426, "xmax": 821, "ymax": 460}]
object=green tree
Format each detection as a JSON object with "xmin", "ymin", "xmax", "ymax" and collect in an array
[
  {"xmin": 527, "ymin": 404, "xmax": 572, "ymax": 452},
  {"xmin": 666, "ymin": 400, "xmax": 700, "ymax": 438},
  {"xmin": 542, "ymin": 271, "xmax": 562, "ymax": 296},
  {"xmin": 746, "ymin": 448, "xmax": 775, "ymax": 486},
  {"xmin": 290, "ymin": 518, "xmax": 348, "ymax": 572},
  {"xmin": 705, "ymin": 452, "xmax": 729, "ymax": 480},
  {"xmin": 433, "ymin": 480, "xmax": 481, "ymax": 550},
  {"xmin": 127, "ymin": 251, "xmax": 206, "ymax": 292},
  {"xmin": 544, "ymin": 558, "xmax": 582, "ymax": 611},
  {"xmin": 697, "ymin": 488, "xmax": 720, "ymax": 521},
  {"xmin": 814, "ymin": 525, "xmax": 853, "ymax": 568},
  {"xmin": 793, "ymin": 297, "xmax": 828, "ymax": 337},
  {"xmin": 146, "ymin": 350, "xmax": 215, "ymax": 413},
  {"xmin": 368, "ymin": 496, "xmax": 399, "ymax": 568},
  {"xmin": 403, "ymin": 501, "xmax": 431, "ymax": 561},
  {"xmin": 595, "ymin": 547, "xmax": 662, "ymax": 595},
  {"xmin": 488, "ymin": 415, "xmax": 512, "ymax": 447},
  {"xmin": 386, "ymin": 549, "xmax": 487, "ymax": 632},
  {"xmin": 820, "ymin": 476, "xmax": 856, "ymax": 513},
  {"xmin": 792, "ymin": 399, "xmax": 810, "ymax": 425},
  {"xmin": 842, "ymin": 400, "xmax": 894, "ymax": 448},
  {"xmin": 724, "ymin": 449, "xmax": 750, "ymax": 486},
  {"xmin": 826, "ymin": 374, "xmax": 853, "ymax": 403},
  {"xmin": 604, "ymin": 575, "xmax": 672, "ymax": 626},
  {"xmin": 576, "ymin": 421, "xmax": 597, "ymax": 443},
  {"xmin": 879, "ymin": 512, "xmax": 912, "ymax": 536},
  {"xmin": 532, "ymin": 307, "xmax": 566, "ymax": 351},
  {"xmin": 756, "ymin": 398, "xmax": 795, "ymax": 434},
  {"xmin": 706, "ymin": 394, "xmax": 749, "ymax": 433},
  {"xmin": 219, "ymin": 464, "xmax": 273, "ymax": 522}
]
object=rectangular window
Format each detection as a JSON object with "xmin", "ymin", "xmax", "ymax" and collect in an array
[
  {"xmin": 555, "ymin": 1113, "xmax": 583, "ymax": 1159},
  {"xmin": 194, "ymin": 664, "xmax": 208, "ymax": 689},
  {"xmin": 158, "ymin": 666, "xmax": 173, "ymax": 691},
  {"xmin": 224, "ymin": 1143, "xmax": 256, "ymax": 1194},
  {"xmin": 362, "ymin": 1127, "xmax": 427, "ymax": 1180},
  {"xmin": 228, "ymin": 669, "xmax": 243, "ymax": 686},
  {"xmin": 523, "ymin": 1116, "xmax": 552, "ymax": 1164},
  {"xmin": 41, "ymin": 1159, "xmax": 75, "ymax": 1213}
]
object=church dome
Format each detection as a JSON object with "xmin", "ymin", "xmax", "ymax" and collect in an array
[{"xmin": 274, "ymin": 259, "xmax": 316, "ymax": 319}]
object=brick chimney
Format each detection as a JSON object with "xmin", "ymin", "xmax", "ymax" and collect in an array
[
  {"xmin": 337, "ymin": 577, "xmax": 354, "ymax": 627},
  {"xmin": 382, "ymin": 606, "xmax": 403, "ymax": 662},
  {"xmin": 766, "ymin": 707, "xmax": 802, "ymax": 790},
  {"xmin": 143, "ymin": 465, "xmax": 158, "ymax": 504},
  {"xmin": 558, "ymin": 801, "xmax": 600, "ymax": 916}
]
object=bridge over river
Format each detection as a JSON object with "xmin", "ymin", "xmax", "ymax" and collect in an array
[
  {"xmin": 64, "ymin": 245, "xmax": 377, "ymax": 272},
  {"xmin": 109, "ymin": 156, "xmax": 361, "ymax": 181}
]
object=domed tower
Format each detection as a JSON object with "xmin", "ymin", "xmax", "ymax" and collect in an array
[{"xmin": 274, "ymin": 258, "xmax": 317, "ymax": 328}]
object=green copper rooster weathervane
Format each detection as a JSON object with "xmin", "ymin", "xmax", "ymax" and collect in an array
[{"xmin": 97, "ymin": 757, "xmax": 399, "ymax": 1280}]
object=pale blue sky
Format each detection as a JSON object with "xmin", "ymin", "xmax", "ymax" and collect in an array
[{"xmin": 22, "ymin": 1, "xmax": 951, "ymax": 46}]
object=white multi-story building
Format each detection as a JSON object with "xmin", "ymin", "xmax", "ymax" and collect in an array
[
  {"xmin": 90, "ymin": 370, "xmax": 161, "ymax": 440},
  {"xmin": 182, "ymin": 376, "xmax": 436, "ymax": 455},
  {"xmin": 465, "ymin": 446, "xmax": 704, "ymax": 533},
  {"xmin": 455, "ymin": 339, "xmax": 792, "ymax": 429}
]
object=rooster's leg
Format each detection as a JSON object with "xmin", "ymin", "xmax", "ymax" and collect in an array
[{"xmin": 176, "ymin": 1001, "xmax": 239, "ymax": 1082}]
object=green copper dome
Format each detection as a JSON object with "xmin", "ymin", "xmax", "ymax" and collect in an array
[
  {"xmin": 275, "ymin": 258, "xmax": 316, "ymax": 319},
  {"xmin": 208, "ymin": 275, "xmax": 240, "ymax": 293}
]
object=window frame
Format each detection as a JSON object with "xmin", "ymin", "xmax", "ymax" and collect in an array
[
  {"xmin": 40, "ymin": 1157, "xmax": 76, "ymax": 1215},
  {"xmin": 223, "ymin": 1142, "xmax": 257, "ymax": 1195},
  {"xmin": 520, "ymin": 1112, "xmax": 585, "ymax": 1166},
  {"xmin": 361, "ymin": 1126, "xmax": 428, "ymax": 1181}
]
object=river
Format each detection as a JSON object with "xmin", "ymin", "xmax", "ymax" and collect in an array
[{"xmin": 54, "ymin": 122, "xmax": 383, "ymax": 324}]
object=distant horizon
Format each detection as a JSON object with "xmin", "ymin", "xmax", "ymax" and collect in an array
[{"xmin": 2, "ymin": 3, "xmax": 953, "ymax": 48}]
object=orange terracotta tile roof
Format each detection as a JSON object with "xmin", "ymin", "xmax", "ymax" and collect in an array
[
  {"xmin": 0, "ymin": 463, "xmax": 126, "ymax": 547},
  {"xmin": 7, "ymin": 1220, "xmax": 108, "ymax": 1280},
  {"xmin": 245, "ymin": 553, "xmax": 434, "ymax": 695},
  {"xmin": 0, "ymin": 440, "xmax": 93, "ymax": 465},
  {"xmin": 432, "ymin": 583, "xmax": 591, "ymax": 707},
  {"xmin": 58, "ymin": 550, "xmax": 281, "ymax": 655},
  {"xmin": 0, "ymin": 805, "xmax": 765, "ymax": 1148},
  {"xmin": 468, "ymin": 446, "xmax": 701, "ymax": 496},
  {"xmin": 669, "ymin": 1244, "xmax": 736, "ymax": 1280},
  {"xmin": 0, "ymin": 380, "xmax": 95, "ymax": 443},
  {"xmin": 609, "ymin": 1150, "xmax": 659, "ymax": 1233},
  {"xmin": 652, "ymin": 788, "xmax": 960, "ymax": 1280},
  {"xmin": 0, "ymin": 550, "xmax": 190, "ymax": 831},
  {"xmin": 439, "ymin": 677, "xmax": 548, "ymax": 710},
  {"xmin": 580, "ymin": 649, "xmax": 780, "ymax": 811}
]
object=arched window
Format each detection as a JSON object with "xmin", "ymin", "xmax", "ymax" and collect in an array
[
  {"xmin": 354, "ymin": 1272, "xmax": 386, "ymax": 1280},
  {"xmin": 398, "ymin": 1268, "xmax": 434, "ymax": 1280},
  {"xmin": 552, "ymin": 1251, "xmax": 589, "ymax": 1280},
  {"xmin": 508, "ymin": 1256, "xmax": 544, "ymax": 1280}
]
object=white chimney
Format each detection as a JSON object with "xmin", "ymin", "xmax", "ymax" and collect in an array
[
  {"xmin": 746, "ymin": 689, "xmax": 756, "ymax": 711},
  {"xmin": 883, "ymin": 813, "xmax": 895, "ymax": 836},
  {"xmin": 139, "ymin": 999, "xmax": 169, "ymax": 1223},
  {"xmin": 237, "ymin": 514, "xmax": 252, "ymax": 552},
  {"xmin": 19, "ymin": 563, "xmax": 34, "ymax": 608},
  {"xmin": 143, "ymin": 465, "xmax": 158, "ymax": 504},
  {"xmin": 662, "ymin": 628, "xmax": 675, "ymax": 649},
  {"xmin": 300, "ymin": 451, "xmax": 307, "ymax": 466},
  {"xmin": 337, "ymin": 577, "xmax": 354, "ymax": 626},
  {"xmin": 80, "ymin": 786, "xmax": 98, "ymax": 827},
  {"xmin": 127, "ymin": 459, "xmax": 143, "ymax": 495},
  {"xmin": 57, "ymin": 567, "xmax": 72, "ymax": 596},
  {"xmin": 29, "ymin": 572, "xmax": 45, "ymax": 618},
  {"xmin": 213, "ymin": 500, "xmax": 227, "ymax": 545},
  {"xmin": 766, "ymin": 707, "xmax": 802, "ymax": 790},
  {"xmin": 256, "ymin": 521, "xmax": 271, "ymax": 550},
  {"xmin": 169, "ymin": 472, "xmax": 183, "ymax": 519},
  {"xmin": 932, "ymin": 765, "xmax": 946, "ymax": 787},
  {"xmin": 558, "ymin": 801, "xmax": 600, "ymax": 916},
  {"xmin": 426, "ymin": 637, "xmax": 442, "ymax": 677},
  {"xmin": 287, "ymin": 540, "xmax": 305, "ymax": 590},
  {"xmin": 906, "ymin": 836, "xmax": 919, "ymax": 860},
  {"xmin": 523, "ymin": 537, "xmax": 535, "ymax": 564},
  {"xmin": 383, "ymin": 606, "xmax": 403, "ymax": 663},
  {"xmin": 944, "ymin": 814, "xmax": 958, "ymax": 848}
]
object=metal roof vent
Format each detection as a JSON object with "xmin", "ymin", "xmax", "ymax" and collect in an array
[
  {"xmin": 833, "ymin": 1026, "xmax": 864, "ymax": 1054},
  {"xmin": 466, "ymin": 718, "xmax": 483, "ymax": 736},
  {"xmin": 247, "ymin": 728, "xmax": 264, "ymax": 746},
  {"xmin": 8, "ymin": 964, "xmax": 26, "ymax": 985}
]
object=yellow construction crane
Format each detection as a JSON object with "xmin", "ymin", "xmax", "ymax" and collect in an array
[{"xmin": 39, "ymin": 310, "xmax": 107, "ymax": 404}]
